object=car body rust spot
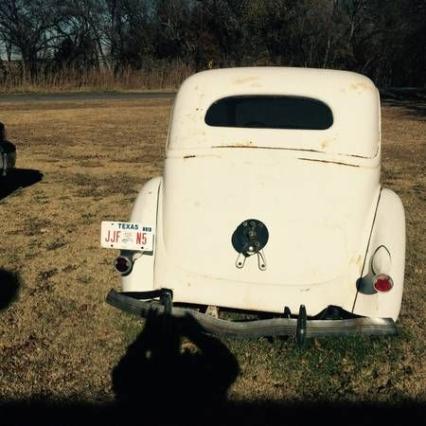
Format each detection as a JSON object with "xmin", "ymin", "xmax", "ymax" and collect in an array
[
  {"xmin": 350, "ymin": 81, "xmax": 373, "ymax": 93},
  {"xmin": 212, "ymin": 145, "xmax": 322, "ymax": 153},
  {"xmin": 350, "ymin": 254, "xmax": 364, "ymax": 269},
  {"xmin": 320, "ymin": 138, "xmax": 336, "ymax": 149},
  {"xmin": 213, "ymin": 141, "xmax": 254, "ymax": 148},
  {"xmin": 298, "ymin": 157, "xmax": 360, "ymax": 167},
  {"xmin": 233, "ymin": 76, "xmax": 260, "ymax": 85}
]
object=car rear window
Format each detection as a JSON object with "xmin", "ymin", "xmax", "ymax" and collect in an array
[{"xmin": 205, "ymin": 95, "xmax": 333, "ymax": 130}]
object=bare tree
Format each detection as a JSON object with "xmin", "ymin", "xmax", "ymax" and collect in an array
[
  {"xmin": 0, "ymin": 0, "xmax": 65, "ymax": 81},
  {"xmin": 56, "ymin": 0, "xmax": 111, "ymax": 70},
  {"xmin": 0, "ymin": 0, "xmax": 424, "ymax": 88}
]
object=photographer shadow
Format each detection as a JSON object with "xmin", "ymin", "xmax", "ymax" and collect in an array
[{"xmin": 112, "ymin": 310, "xmax": 240, "ymax": 420}]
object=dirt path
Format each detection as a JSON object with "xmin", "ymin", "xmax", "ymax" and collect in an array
[{"xmin": 0, "ymin": 91, "xmax": 175, "ymax": 103}]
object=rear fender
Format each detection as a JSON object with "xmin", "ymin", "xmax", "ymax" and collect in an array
[
  {"xmin": 353, "ymin": 188, "xmax": 405, "ymax": 320},
  {"xmin": 121, "ymin": 177, "xmax": 162, "ymax": 292}
]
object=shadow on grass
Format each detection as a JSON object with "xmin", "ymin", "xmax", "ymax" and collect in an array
[
  {"xmin": 0, "ymin": 168, "xmax": 43, "ymax": 200},
  {"xmin": 0, "ymin": 269, "xmax": 20, "ymax": 311},
  {"xmin": 112, "ymin": 310, "xmax": 240, "ymax": 406},
  {"xmin": 0, "ymin": 311, "xmax": 424, "ymax": 425}
]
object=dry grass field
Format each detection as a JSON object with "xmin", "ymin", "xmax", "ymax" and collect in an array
[
  {"xmin": 0, "ymin": 95, "xmax": 424, "ymax": 422},
  {"xmin": 0, "ymin": 64, "xmax": 192, "ymax": 94}
]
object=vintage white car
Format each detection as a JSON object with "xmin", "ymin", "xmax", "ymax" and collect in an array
[{"xmin": 101, "ymin": 67, "xmax": 405, "ymax": 344}]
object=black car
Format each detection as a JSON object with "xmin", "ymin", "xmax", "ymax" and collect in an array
[{"xmin": 0, "ymin": 122, "xmax": 16, "ymax": 176}]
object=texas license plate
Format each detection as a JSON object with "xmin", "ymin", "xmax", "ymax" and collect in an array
[{"xmin": 101, "ymin": 221, "xmax": 155, "ymax": 251}]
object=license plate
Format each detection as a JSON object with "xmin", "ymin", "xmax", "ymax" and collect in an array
[{"xmin": 101, "ymin": 221, "xmax": 155, "ymax": 251}]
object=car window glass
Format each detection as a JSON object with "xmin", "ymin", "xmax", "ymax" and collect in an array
[{"xmin": 205, "ymin": 96, "xmax": 333, "ymax": 130}]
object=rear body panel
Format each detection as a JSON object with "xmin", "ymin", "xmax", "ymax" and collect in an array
[{"xmin": 154, "ymin": 148, "xmax": 381, "ymax": 316}]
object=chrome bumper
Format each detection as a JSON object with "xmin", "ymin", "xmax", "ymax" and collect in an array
[{"xmin": 106, "ymin": 289, "xmax": 397, "ymax": 340}]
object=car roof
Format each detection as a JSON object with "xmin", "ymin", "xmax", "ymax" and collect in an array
[{"xmin": 168, "ymin": 67, "xmax": 380, "ymax": 159}]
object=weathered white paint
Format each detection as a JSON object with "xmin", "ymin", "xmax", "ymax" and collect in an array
[
  {"xmin": 121, "ymin": 177, "xmax": 161, "ymax": 293},
  {"xmin": 121, "ymin": 67, "xmax": 405, "ymax": 320},
  {"xmin": 353, "ymin": 189, "xmax": 406, "ymax": 320},
  {"xmin": 168, "ymin": 67, "xmax": 380, "ymax": 158}
]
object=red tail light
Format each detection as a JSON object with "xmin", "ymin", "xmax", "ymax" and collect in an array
[
  {"xmin": 114, "ymin": 256, "xmax": 132, "ymax": 274},
  {"xmin": 373, "ymin": 274, "xmax": 394, "ymax": 292}
]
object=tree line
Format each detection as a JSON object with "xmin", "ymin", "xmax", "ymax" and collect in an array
[{"xmin": 0, "ymin": 0, "xmax": 424, "ymax": 88}]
